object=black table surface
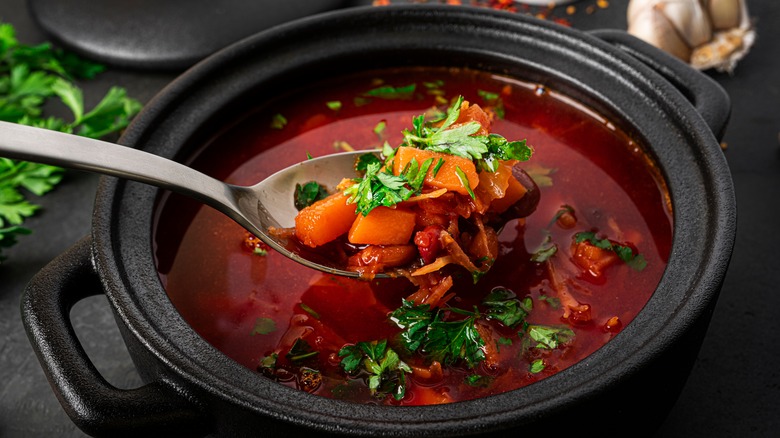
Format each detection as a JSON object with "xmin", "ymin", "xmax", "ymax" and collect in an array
[{"xmin": 1, "ymin": 0, "xmax": 778, "ymax": 436}]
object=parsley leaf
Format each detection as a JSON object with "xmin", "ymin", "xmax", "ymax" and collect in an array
[
  {"xmin": 0, "ymin": 22, "xmax": 141, "ymax": 262},
  {"xmin": 425, "ymin": 312, "xmax": 485, "ymax": 368},
  {"xmin": 338, "ymin": 339, "xmax": 412, "ymax": 401},
  {"xmin": 574, "ymin": 231, "xmax": 648, "ymax": 271},
  {"xmin": 294, "ymin": 181, "xmax": 328, "ymax": 210},
  {"xmin": 526, "ymin": 325, "xmax": 575, "ymax": 350},
  {"xmin": 390, "ymin": 300, "xmax": 485, "ymax": 368},
  {"xmin": 401, "ymin": 95, "xmax": 531, "ymax": 171},
  {"xmin": 482, "ymin": 287, "xmax": 532, "ymax": 329},
  {"xmin": 529, "ymin": 358, "xmax": 545, "ymax": 374},
  {"xmin": 343, "ymin": 158, "xmax": 427, "ymax": 216},
  {"xmin": 250, "ymin": 317, "xmax": 277, "ymax": 336},
  {"xmin": 362, "ymin": 83, "xmax": 416, "ymax": 100},
  {"xmin": 389, "ymin": 299, "xmax": 434, "ymax": 352}
]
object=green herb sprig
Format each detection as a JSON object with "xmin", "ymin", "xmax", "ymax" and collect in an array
[
  {"xmin": 574, "ymin": 231, "xmax": 648, "ymax": 271},
  {"xmin": 401, "ymin": 96, "xmax": 532, "ymax": 172},
  {"xmin": 343, "ymin": 156, "xmax": 434, "ymax": 216},
  {"xmin": 0, "ymin": 22, "xmax": 141, "ymax": 262},
  {"xmin": 339, "ymin": 339, "xmax": 412, "ymax": 401}
]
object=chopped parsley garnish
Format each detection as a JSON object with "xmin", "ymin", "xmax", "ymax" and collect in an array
[
  {"xmin": 538, "ymin": 295, "xmax": 561, "ymax": 309},
  {"xmin": 574, "ymin": 231, "xmax": 648, "ymax": 271},
  {"xmin": 401, "ymin": 95, "xmax": 531, "ymax": 172},
  {"xmin": 373, "ymin": 120, "xmax": 386, "ymax": 139},
  {"xmin": 482, "ymin": 287, "xmax": 532, "ymax": 329},
  {"xmin": 531, "ymin": 205, "xmax": 578, "ymax": 263},
  {"xmin": 465, "ymin": 374, "xmax": 493, "ymax": 387},
  {"xmin": 257, "ymin": 353, "xmax": 278, "ymax": 376},
  {"xmin": 524, "ymin": 163, "xmax": 556, "ymax": 187},
  {"xmin": 455, "ymin": 166, "xmax": 476, "ymax": 200},
  {"xmin": 530, "ymin": 235, "xmax": 557, "ymax": 263},
  {"xmin": 354, "ymin": 152, "xmax": 382, "ymax": 172},
  {"xmin": 343, "ymin": 156, "xmax": 434, "ymax": 216},
  {"xmin": 390, "ymin": 289, "xmax": 536, "ymax": 369},
  {"xmin": 390, "ymin": 299, "xmax": 485, "ymax": 367},
  {"xmin": 270, "ymin": 113, "xmax": 287, "ymax": 129},
  {"xmin": 0, "ymin": 22, "xmax": 141, "ymax": 262},
  {"xmin": 299, "ymin": 302, "xmax": 320, "ymax": 319},
  {"xmin": 526, "ymin": 325, "xmax": 575, "ymax": 350},
  {"xmin": 529, "ymin": 358, "xmax": 546, "ymax": 374},
  {"xmin": 477, "ymin": 89, "xmax": 505, "ymax": 119},
  {"xmin": 388, "ymin": 299, "xmax": 434, "ymax": 352},
  {"xmin": 287, "ymin": 338, "xmax": 319, "ymax": 362},
  {"xmin": 250, "ymin": 317, "xmax": 276, "ymax": 336},
  {"xmin": 341, "ymin": 96, "xmax": 530, "ymax": 215},
  {"xmin": 362, "ymin": 83, "xmax": 416, "ymax": 100},
  {"xmin": 294, "ymin": 181, "xmax": 328, "ymax": 210},
  {"xmin": 338, "ymin": 339, "xmax": 412, "ymax": 401},
  {"xmin": 326, "ymin": 100, "xmax": 342, "ymax": 111}
]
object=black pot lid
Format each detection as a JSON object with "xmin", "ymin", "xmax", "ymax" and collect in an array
[{"xmin": 28, "ymin": 0, "xmax": 355, "ymax": 70}]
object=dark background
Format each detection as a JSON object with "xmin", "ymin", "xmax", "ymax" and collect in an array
[{"xmin": 1, "ymin": 0, "xmax": 778, "ymax": 436}]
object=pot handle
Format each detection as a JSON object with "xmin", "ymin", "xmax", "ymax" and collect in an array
[
  {"xmin": 589, "ymin": 29, "xmax": 730, "ymax": 141},
  {"xmin": 21, "ymin": 237, "xmax": 208, "ymax": 437}
]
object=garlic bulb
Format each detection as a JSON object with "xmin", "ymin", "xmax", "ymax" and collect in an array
[{"xmin": 627, "ymin": 0, "xmax": 755, "ymax": 73}]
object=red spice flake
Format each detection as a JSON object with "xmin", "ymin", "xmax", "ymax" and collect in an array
[{"xmin": 369, "ymin": 0, "xmax": 606, "ymax": 23}]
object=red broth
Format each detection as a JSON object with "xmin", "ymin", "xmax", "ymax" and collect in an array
[{"xmin": 154, "ymin": 67, "xmax": 672, "ymax": 405}]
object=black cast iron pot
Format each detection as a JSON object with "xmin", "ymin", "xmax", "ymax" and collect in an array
[{"xmin": 22, "ymin": 5, "xmax": 735, "ymax": 437}]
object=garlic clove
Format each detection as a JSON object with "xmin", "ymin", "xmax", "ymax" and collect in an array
[
  {"xmin": 657, "ymin": 0, "xmax": 713, "ymax": 48},
  {"xmin": 628, "ymin": 0, "xmax": 755, "ymax": 73},
  {"xmin": 705, "ymin": 0, "xmax": 742, "ymax": 30},
  {"xmin": 628, "ymin": 2, "xmax": 693, "ymax": 61}
]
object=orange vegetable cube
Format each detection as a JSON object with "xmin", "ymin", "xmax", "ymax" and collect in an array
[
  {"xmin": 452, "ymin": 101, "xmax": 491, "ymax": 136},
  {"xmin": 348, "ymin": 206, "xmax": 416, "ymax": 245},
  {"xmin": 392, "ymin": 146, "xmax": 479, "ymax": 196},
  {"xmin": 294, "ymin": 192, "xmax": 357, "ymax": 247},
  {"xmin": 489, "ymin": 169, "xmax": 528, "ymax": 213}
]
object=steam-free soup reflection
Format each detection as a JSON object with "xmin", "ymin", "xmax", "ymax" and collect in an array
[{"xmin": 154, "ymin": 68, "xmax": 672, "ymax": 405}]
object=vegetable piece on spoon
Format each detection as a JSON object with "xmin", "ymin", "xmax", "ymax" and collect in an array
[{"xmin": 287, "ymin": 96, "xmax": 540, "ymax": 299}]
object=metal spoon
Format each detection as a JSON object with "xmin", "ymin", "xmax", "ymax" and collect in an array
[{"xmin": 0, "ymin": 121, "xmax": 382, "ymax": 278}]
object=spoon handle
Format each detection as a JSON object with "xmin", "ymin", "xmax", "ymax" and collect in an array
[{"xmin": 0, "ymin": 121, "xmax": 234, "ymax": 211}]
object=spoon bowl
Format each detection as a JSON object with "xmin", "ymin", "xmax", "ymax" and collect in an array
[{"xmin": 0, "ymin": 120, "xmax": 380, "ymax": 277}]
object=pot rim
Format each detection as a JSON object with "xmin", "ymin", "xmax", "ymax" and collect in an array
[{"xmin": 93, "ymin": 4, "xmax": 735, "ymax": 435}]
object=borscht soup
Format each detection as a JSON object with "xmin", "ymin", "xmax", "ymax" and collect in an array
[{"xmin": 153, "ymin": 67, "xmax": 672, "ymax": 405}]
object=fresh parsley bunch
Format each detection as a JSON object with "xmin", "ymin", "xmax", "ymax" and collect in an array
[{"xmin": 0, "ymin": 23, "xmax": 142, "ymax": 262}]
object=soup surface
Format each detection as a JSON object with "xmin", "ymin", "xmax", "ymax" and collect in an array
[{"xmin": 154, "ymin": 67, "xmax": 672, "ymax": 405}]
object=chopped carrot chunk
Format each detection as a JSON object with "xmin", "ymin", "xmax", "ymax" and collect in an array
[
  {"xmin": 489, "ymin": 169, "xmax": 528, "ymax": 213},
  {"xmin": 572, "ymin": 240, "xmax": 619, "ymax": 278},
  {"xmin": 294, "ymin": 192, "xmax": 357, "ymax": 247},
  {"xmin": 392, "ymin": 146, "xmax": 479, "ymax": 196},
  {"xmin": 348, "ymin": 206, "xmax": 416, "ymax": 245}
]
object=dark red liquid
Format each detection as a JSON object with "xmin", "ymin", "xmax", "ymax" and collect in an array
[{"xmin": 154, "ymin": 68, "xmax": 672, "ymax": 405}]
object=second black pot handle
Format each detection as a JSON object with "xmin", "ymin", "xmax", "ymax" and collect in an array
[
  {"xmin": 21, "ymin": 237, "xmax": 208, "ymax": 437},
  {"xmin": 590, "ymin": 29, "xmax": 731, "ymax": 141}
]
